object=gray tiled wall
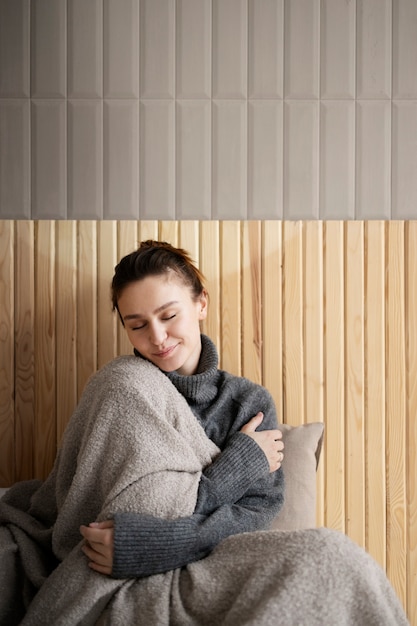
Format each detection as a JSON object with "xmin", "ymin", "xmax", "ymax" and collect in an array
[{"xmin": 1, "ymin": 0, "xmax": 417, "ymax": 221}]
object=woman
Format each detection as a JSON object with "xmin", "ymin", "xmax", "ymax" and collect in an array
[
  {"xmin": 0, "ymin": 241, "xmax": 409, "ymax": 625},
  {"xmin": 81, "ymin": 240, "xmax": 285, "ymax": 578}
]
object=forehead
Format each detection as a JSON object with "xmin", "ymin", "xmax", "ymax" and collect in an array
[{"xmin": 118, "ymin": 273, "xmax": 192, "ymax": 306}]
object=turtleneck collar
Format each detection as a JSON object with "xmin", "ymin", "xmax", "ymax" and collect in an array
[
  {"xmin": 134, "ymin": 334, "xmax": 220, "ymax": 405},
  {"xmin": 165, "ymin": 334, "xmax": 220, "ymax": 404}
]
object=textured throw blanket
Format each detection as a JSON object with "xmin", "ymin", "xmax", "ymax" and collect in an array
[{"xmin": 0, "ymin": 356, "xmax": 409, "ymax": 626}]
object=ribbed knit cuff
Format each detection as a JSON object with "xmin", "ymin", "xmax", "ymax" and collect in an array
[{"xmin": 112, "ymin": 513, "xmax": 206, "ymax": 579}]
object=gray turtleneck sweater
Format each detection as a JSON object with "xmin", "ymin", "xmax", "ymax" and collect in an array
[{"xmin": 112, "ymin": 335, "xmax": 284, "ymax": 578}]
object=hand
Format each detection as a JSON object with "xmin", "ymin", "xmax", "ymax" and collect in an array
[
  {"xmin": 80, "ymin": 520, "xmax": 114, "ymax": 575},
  {"xmin": 240, "ymin": 412, "xmax": 284, "ymax": 473}
]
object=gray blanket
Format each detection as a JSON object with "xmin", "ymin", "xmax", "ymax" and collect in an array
[{"xmin": 0, "ymin": 356, "xmax": 409, "ymax": 625}]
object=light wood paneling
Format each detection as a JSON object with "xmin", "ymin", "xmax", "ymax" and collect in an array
[{"xmin": 0, "ymin": 219, "xmax": 415, "ymax": 624}]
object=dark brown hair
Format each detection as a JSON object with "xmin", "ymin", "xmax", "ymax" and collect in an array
[{"xmin": 111, "ymin": 240, "xmax": 206, "ymax": 320}]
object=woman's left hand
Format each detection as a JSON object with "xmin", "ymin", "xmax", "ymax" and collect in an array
[{"xmin": 80, "ymin": 520, "xmax": 114, "ymax": 575}]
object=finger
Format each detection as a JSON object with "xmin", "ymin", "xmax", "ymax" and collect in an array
[
  {"xmin": 241, "ymin": 412, "xmax": 264, "ymax": 433},
  {"xmin": 89, "ymin": 520, "xmax": 114, "ymax": 530},
  {"xmin": 87, "ymin": 561, "xmax": 112, "ymax": 576},
  {"xmin": 80, "ymin": 525, "xmax": 112, "ymax": 544}
]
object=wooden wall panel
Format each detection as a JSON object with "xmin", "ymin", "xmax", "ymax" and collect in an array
[
  {"xmin": 15, "ymin": 221, "xmax": 35, "ymax": 481},
  {"xmin": 0, "ymin": 219, "xmax": 416, "ymax": 624},
  {"xmin": 0, "ymin": 221, "xmax": 15, "ymax": 485},
  {"xmin": 35, "ymin": 221, "xmax": 56, "ymax": 478},
  {"xmin": 365, "ymin": 221, "xmax": 386, "ymax": 569}
]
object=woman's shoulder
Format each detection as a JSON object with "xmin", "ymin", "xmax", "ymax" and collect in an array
[
  {"xmin": 218, "ymin": 369, "xmax": 274, "ymax": 404},
  {"xmin": 84, "ymin": 355, "xmax": 168, "ymax": 392}
]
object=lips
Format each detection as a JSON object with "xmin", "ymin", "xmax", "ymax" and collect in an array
[{"xmin": 154, "ymin": 344, "xmax": 177, "ymax": 358}]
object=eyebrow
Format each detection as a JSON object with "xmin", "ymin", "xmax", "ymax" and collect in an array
[{"xmin": 123, "ymin": 300, "xmax": 179, "ymax": 322}]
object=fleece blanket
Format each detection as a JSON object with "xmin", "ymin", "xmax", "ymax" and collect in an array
[{"xmin": 0, "ymin": 356, "xmax": 409, "ymax": 626}]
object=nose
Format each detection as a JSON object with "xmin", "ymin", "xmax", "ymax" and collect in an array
[{"xmin": 149, "ymin": 321, "xmax": 167, "ymax": 346}]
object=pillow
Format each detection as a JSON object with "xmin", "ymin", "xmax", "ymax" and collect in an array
[{"xmin": 270, "ymin": 422, "xmax": 324, "ymax": 531}]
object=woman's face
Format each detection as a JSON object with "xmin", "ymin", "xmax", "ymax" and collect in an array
[{"xmin": 117, "ymin": 272, "xmax": 208, "ymax": 376}]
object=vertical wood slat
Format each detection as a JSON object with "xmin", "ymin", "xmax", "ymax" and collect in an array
[
  {"xmin": 0, "ymin": 221, "xmax": 15, "ymax": 485},
  {"xmin": 77, "ymin": 221, "xmax": 98, "ymax": 396},
  {"xmin": 386, "ymin": 221, "xmax": 407, "ymax": 608},
  {"xmin": 56, "ymin": 221, "xmax": 77, "ymax": 444},
  {"xmin": 365, "ymin": 221, "xmax": 386, "ymax": 569},
  {"xmin": 242, "ymin": 221, "xmax": 262, "ymax": 384},
  {"xmin": 116, "ymin": 221, "xmax": 138, "ymax": 356},
  {"xmin": 303, "ymin": 221, "xmax": 324, "ymax": 525},
  {"xmin": 406, "ymin": 221, "xmax": 417, "ymax": 623},
  {"xmin": 199, "ymin": 221, "xmax": 221, "ymax": 354},
  {"xmin": 220, "ymin": 221, "xmax": 241, "ymax": 376},
  {"xmin": 97, "ymin": 221, "xmax": 118, "ymax": 368},
  {"xmin": 345, "ymin": 221, "xmax": 365, "ymax": 546},
  {"xmin": 282, "ymin": 221, "xmax": 304, "ymax": 425},
  {"xmin": 35, "ymin": 221, "xmax": 56, "ymax": 478},
  {"xmin": 14, "ymin": 221, "xmax": 35, "ymax": 481},
  {"xmin": 179, "ymin": 221, "xmax": 199, "ymax": 267},
  {"xmin": 262, "ymin": 221, "xmax": 283, "ymax": 418},
  {"xmin": 323, "ymin": 221, "xmax": 345, "ymax": 532}
]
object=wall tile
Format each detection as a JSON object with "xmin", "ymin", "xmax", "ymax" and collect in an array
[
  {"xmin": 103, "ymin": 100, "xmax": 139, "ymax": 218},
  {"xmin": 0, "ymin": 100, "xmax": 30, "ymax": 218},
  {"xmin": 355, "ymin": 101, "xmax": 391, "ymax": 219},
  {"xmin": 104, "ymin": 0, "xmax": 139, "ymax": 98},
  {"xmin": 248, "ymin": 101, "xmax": 283, "ymax": 219},
  {"xmin": 68, "ymin": 101, "xmax": 103, "ymax": 219},
  {"xmin": 212, "ymin": 100, "xmax": 247, "ymax": 219},
  {"xmin": 31, "ymin": 100, "xmax": 66, "ymax": 219},
  {"xmin": 68, "ymin": 0, "xmax": 102, "ymax": 98},
  {"xmin": 393, "ymin": 0, "xmax": 417, "ymax": 98},
  {"xmin": 176, "ymin": 101, "xmax": 211, "ymax": 219},
  {"xmin": 248, "ymin": 0, "xmax": 284, "ymax": 98},
  {"xmin": 139, "ymin": 100, "xmax": 175, "ymax": 219},
  {"xmin": 357, "ymin": 0, "xmax": 391, "ymax": 99},
  {"xmin": 320, "ymin": 101, "xmax": 355, "ymax": 219},
  {"xmin": 140, "ymin": 0, "xmax": 175, "ymax": 98},
  {"xmin": 212, "ymin": 0, "xmax": 247, "ymax": 98},
  {"xmin": 31, "ymin": 0, "xmax": 66, "ymax": 98},
  {"xmin": 392, "ymin": 102, "xmax": 417, "ymax": 218},
  {"xmin": 320, "ymin": 0, "xmax": 355, "ymax": 99},
  {"xmin": 176, "ymin": 0, "xmax": 211, "ymax": 98},
  {"xmin": 284, "ymin": 0, "xmax": 320, "ymax": 98},
  {"xmin": 0, "ymin": 0, "xmax": 29, "ymax": 97},
  {"xmin": 283, "ymin": 101, "xmax": 319, "ymax": 219}
]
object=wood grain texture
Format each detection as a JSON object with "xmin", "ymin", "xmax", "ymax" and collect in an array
[
  {"xmin": 35, "ymin": 221, "xmax": 56, "ymax": 478},
  {"xmin": 242, "ymin": 221, "xmax": 262, "ymax": 384},
  {"xmin": 97, "ymin": 221, "xmax": 117, "ymax": 368},
  {"xmin": 0, "ymin": 219, "xmax": 414, "ymax": 625},
  {"xmin": 282, "ymin": 221, "xmax": 304, "ymax": 425},
  {"xmin": 220, "ymin": 220, "xmax": 241, "ymax": 376},
  {"xmin": 262, "ymin": 221, "xmax": 283, "ymax": 418},
  {"xmin": 56, "ymin": 221, "xmax": 77, "ymax": 444},
  {"xmin": 323, "ymin": 221, "xmax": 345, "ymax": 532},
  {"xmin": 406, "ymin": 221, "xmax": 417, "ymax": 623},
  {"xmin": 14, "ymin": 221, "xmax": 35, "ymax": 481},
  {"xmin": 345, "ymin": 221, "xmax": 365, "ymax": 546},
  {"xmin": 386, "ymin": 221, "xmax": 407, "ymax": 608},
  {"xmin": 0, "ymin": 221, "xmax": 15, "ymax": 485},
  {"xmin": 77, "ymin": 221, "xmax": 97, "ymax": 395},
  {"xmin": 365, "ymin": 221, "xmax": 386, "ymax": 569}
]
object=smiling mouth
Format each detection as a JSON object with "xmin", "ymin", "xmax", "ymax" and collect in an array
[{"xmin": 154, "ymin": 345, "xmax": 177, "ymax": 358}]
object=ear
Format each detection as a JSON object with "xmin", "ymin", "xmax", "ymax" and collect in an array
[{"xmin": 198, "ymin": 290, "xmax": 208, "ymax": 321}]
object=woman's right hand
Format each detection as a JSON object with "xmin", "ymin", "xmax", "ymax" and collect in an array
[{"xmin": 240, "ymin": 413, "xmax": 284, "ymax": 473}]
